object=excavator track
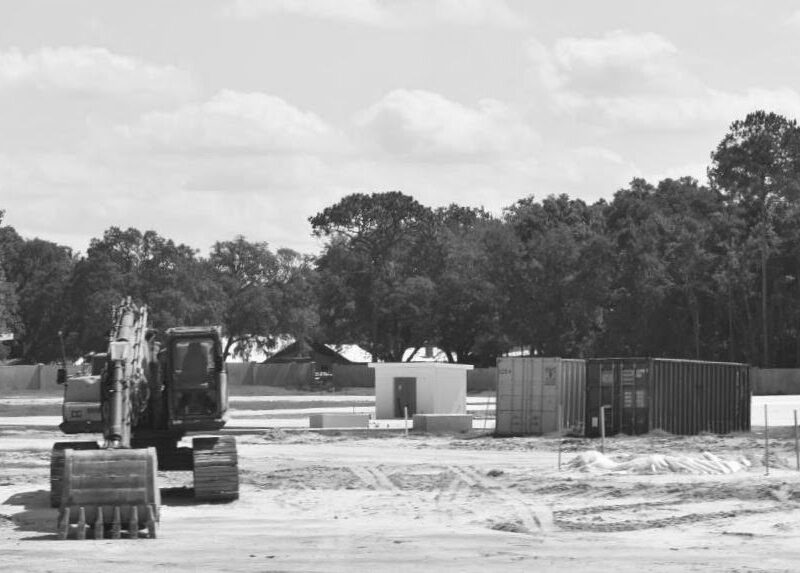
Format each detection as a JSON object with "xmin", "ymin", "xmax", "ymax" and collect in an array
[
  {"xmin": 57, "ymin": 447, "xmax": 160, "ymax": 539},
  {"xmin": 193, "ymin": 436, "xmax": 239, "ymax": 502}
]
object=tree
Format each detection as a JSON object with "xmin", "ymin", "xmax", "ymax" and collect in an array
[
  {"xmin": 503, "ymin": 194, "xmax": 612, "ymax": 357},
  {"xmin": 0, "ymin": 210, "xmax": 21, "ymax": 357},
  {"xmin": 272, "ymin": 248, "xmax": 320, "ymax": 347},
  {"xmin": 709, "ymin": 111, "xmax": 800, "ymax": 366},
  {"xmin": 67, "ymin": 227, "xmax": 221, "ymax": 356},
  {"xmin": 649, "ymin": 178, "xmax": 722, "ymax": 359},
  {"xmin": 310, "ymin": 191, "xmax": 436, "ymax": 361},
  {"xmin": 136, "ymin": 230, "xmax": 221, "ymax": 330},
  {"xmin": 209, "ymin": 237, "xmax": 316, "ymax": 360},
  {"xmin": 3, "ymin": 238, "xmax": 75, "ymax": 362},
  {"xmin": 428, "ymin": 205, "xmax": 508, "ymax": 365},
  {"xmin": 600, "ymin": 179, "xmax": 727, "ymax": 358}
]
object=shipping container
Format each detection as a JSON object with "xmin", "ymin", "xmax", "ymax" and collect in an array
[
  {"xmin": 495, "ymin": 357, "xmax": 585, "ymax": 436},
  {"xmin": 585, "ymin": 358, "xmax": 751, "ymax": 437}
]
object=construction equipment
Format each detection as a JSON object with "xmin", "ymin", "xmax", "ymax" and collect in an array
[{"xmin": 51, "ymin": 298, "xmax": 238, "ymax": 539}]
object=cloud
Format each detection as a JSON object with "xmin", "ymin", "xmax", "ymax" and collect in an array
[
  {"xmin": 529, "ymin": 30, "xmax": 800, "ymax": 129},
  {"xmin": 786, "ymin": 9, "xmax": 800, "ymax": 28},
  {"xmin": 355, "ymin": 89, "xmax": 538, "ymax": 159},
  {"xmin": 0, "ymin": 46, "xmax": 194, "ymax": 101},
  {"xmin": 554, "ymin": 31, "xmax": 677, "ymax": 71},
  {"xmin": 118, "ymin": 90, "xmax": 345, "ymax": 154},
  {"xmin": 227, "ymin": 0, "xmax": 523, "ymax": 28},
  {"xmin": 531, "ymin": 31, "xmax": 690, "ymax": 97},
  {"xmin": 535, "ymin": 146, "xmax": 639, "ymax": 190},
  {"xmin": 592, "ymin": 89, "xmax": 800, "ymax": 129}
]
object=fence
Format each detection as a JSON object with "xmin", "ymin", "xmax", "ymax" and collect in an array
[
  {"xmin": 0, "ymin": 364, "xmax": 82, "ymax": 393},
  {"xmin": 1, "ymin": 362, "xmax": 498, "ymax": 393},
  {"xmin": 332, "ymin": 364, "xmax": 374, "ymax": 388},
  {"xmin": 226, "ymin": 362, "xmax": 313, "ymax": 387},
  {"xmin": 751, "ymin": 368, "xmax": 800, "ymax": 395},
  {"xmin": 467, "ymin": 368, "xmax": 496, "ymax": 392}
]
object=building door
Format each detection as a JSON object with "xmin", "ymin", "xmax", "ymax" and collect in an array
[{"xmin": 394, "ymin": 377, "xmax": 417, "ymax": 418}]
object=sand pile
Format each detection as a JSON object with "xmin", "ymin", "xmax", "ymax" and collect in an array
[{"xmin": 568, "ymin": 450, "xmax": 751, "ymax": 475}]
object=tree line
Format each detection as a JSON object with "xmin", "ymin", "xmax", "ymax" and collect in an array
[{"xmin": 2, "ymin": 110, "xmax": 800, "ymax": 367}]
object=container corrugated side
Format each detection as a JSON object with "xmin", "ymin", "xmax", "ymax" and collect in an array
[
  {"xmin": 585, "ymin": 357, "xmax": 752, "ymax": 437},
  {"xmin": 650, "ymin": 359, "xmax": 750, "ymax": 434},
  {"xmin": 559, "ymin": 359, "xmax": 585, "ymax": 435},
  {"xmin": 495, "ymin": 357, "xmax": 585, "ymax": 436}
]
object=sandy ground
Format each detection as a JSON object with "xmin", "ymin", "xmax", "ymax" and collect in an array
[{"xmin": 1, "ymin": 393, "xmax": 800, "ymax": 572}]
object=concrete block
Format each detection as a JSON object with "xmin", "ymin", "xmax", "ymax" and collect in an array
[
  {"xmin": 412, "ymin": 414, "xmax": 473, "ymax": 433},
  {"xmin": 309, "ymin": 413, "xmax": 370, "ymax": 429}
]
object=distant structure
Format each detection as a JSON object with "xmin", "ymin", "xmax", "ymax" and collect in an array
[{"xmin": 263, "ymin": 337, "xmax": 353, "ymax": 373}]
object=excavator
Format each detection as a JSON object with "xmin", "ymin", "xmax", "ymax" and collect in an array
[{"xmin": 51, "ymin": 298, "xmax": 238, "ymax": 539}]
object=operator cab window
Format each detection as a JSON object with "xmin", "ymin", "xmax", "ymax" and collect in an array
[{"xmin": 172, "ymin": 339, "xmax": 214, "ymax": 387}]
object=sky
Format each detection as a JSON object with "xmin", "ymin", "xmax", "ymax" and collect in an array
[{"xmin": 2, "ymin": 0, "xmax": 800, "ymax": 256}]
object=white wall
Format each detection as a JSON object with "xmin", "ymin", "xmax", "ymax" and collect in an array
[{"xmin": 370, "ymin": 363, "xmax": 472, "ymax": 419}]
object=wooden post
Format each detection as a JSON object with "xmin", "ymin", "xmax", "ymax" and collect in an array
[
  {"xmin": 404, "ymin": 406, "xmax": 409, "ymax": 438},
  {"xmin": 558, "ymin": 404, "xmax": 563, "ymax": 471},
  {"xmin": 794, "ymin": 410, "xmax": 799, "ymax": 472},
  {"xmin": 599, "ymin": 406, "xmax": 606, "ymax": 454},
  {"xmin": 764, "ymin": 404, "xmax": 769, "ymax": 476}
]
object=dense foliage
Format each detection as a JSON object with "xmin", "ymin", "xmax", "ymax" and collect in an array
[{"xmin": 3, "ymin": 111, "xmax": 800, "ymax": 366}]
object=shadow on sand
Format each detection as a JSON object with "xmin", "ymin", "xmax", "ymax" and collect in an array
[
  {"xmin": 3, "ymin": 487, "xmax": 203, "ymax": 539},
  {"xmin": 3, "ymin": 490, "xmax": 57, "ymax": 540}
]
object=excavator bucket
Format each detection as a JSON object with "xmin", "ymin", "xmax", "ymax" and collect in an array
[{"xmin": 57, "ymin": 448, "xmax": 160, "ymax": 539}]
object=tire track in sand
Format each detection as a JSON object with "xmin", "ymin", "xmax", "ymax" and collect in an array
[{"xmin": 450, "ymin": 465, "xmax": 551, "ymax": 534}]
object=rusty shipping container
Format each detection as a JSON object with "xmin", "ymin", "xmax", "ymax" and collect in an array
[
  {"xmin": 585, "ymin": 358, "xmax": 751, "ymax": 437},
  {"xmin": 495, "ymin": 357, "xmax": 585, "ymax": 436}
]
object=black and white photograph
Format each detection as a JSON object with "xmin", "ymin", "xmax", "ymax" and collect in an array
[{"xmin": 1, "ymin": 1, "xmax": 800, "ymax": 570}]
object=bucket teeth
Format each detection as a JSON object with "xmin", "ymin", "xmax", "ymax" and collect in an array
[
  {"xmin": 111, "ymin": 506, "xmax": 122, "ymax": 539},
  {"xmin": 146, "ymin": 506, "xmax": 157, "ymax": 539},
  {"xmin": 129, "ymin": 506, "xmax": 139, "ymax": 539},
  {"xmin": 56, "ymin": 504, "xmax": 158, "ymax": 539},
  {"xmin": 58, "ymin": 507, "xmax": 70, "ymax": 540},
  {"xmin": 94, "ymin": 507, "xmax": 104, "ymax": 539},
  {"xmin": 76, "ymin": 507, "xmax": 87, "ymax": 540}
]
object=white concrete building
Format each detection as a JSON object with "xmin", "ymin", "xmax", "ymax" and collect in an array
[{"xmin": 370, "ymin": 362, "xmax": 473, "ymax": 419}]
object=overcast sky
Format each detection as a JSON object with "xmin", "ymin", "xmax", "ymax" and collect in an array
[{"xmin": 2, "ymin": 0, "xmax": 800, "ymax": 255}]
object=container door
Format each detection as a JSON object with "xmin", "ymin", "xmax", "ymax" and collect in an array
[
  {"xmin": 394, "ymin": 377, "xmax": 416, "ymax": 418},
  {"xmin": 585, "ymin": 361, "xmax": 616, "ymax": 438},
  {"xmin": 619, "ymin": 362, "xmax": 635, "ymax": 435},
  {"xmin": 633, "ymin": 364, "xmax": 649, "ymax": 434},
  {"xmin": 540, "ymin": 360, "xmax": 559, "ymax": 433},
  {"xmin": 618, "ymin": 361, "xmax": 649, "ymax": 435},
  {"xmin": 600, "ymin": 363, "xmax": 616, "ymax": 436}
]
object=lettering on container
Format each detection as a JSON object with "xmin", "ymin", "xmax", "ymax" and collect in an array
[
  {"xmin": 623, "ymin": 390, "xmax": 633, "ymax": 408},
  {"xmin": 621, "ymin": 369, "xmax": 635, "ymax": 384},
  {"xmin": 636, "ymin": 389, "xmax": 646, "ymax": 408}
]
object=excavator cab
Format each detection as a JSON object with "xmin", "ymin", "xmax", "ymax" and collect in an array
[{"xmin": 162, "ymin": 327, "xmax": 228, "ymax": 432}]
